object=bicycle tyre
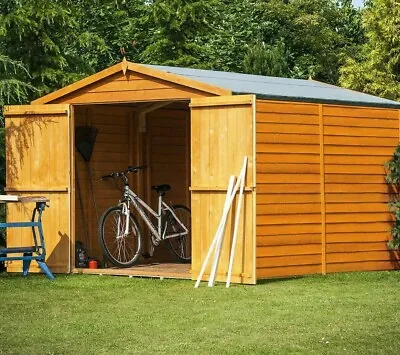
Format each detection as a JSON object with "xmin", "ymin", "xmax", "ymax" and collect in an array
[
  {"xmin": 98, "ymin": 205, "xmax": 142, "ymax": 268},
  {"xmin": 165, "ymin": 205, "xmax": 191, "ymax": 263}
]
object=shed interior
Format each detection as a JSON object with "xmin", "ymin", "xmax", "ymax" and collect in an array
[{"xmin": 73, "ymin": 101, "xmax": 191, "ymax": 268}]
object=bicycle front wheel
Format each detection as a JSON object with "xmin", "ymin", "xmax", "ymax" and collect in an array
[
  {"xmin": 165, "ymin": 205, "xmax": 191, "ymax": 263},
  {"xmin": 98, "ymin": 205, "xmax": 142, "ymax": 268}
]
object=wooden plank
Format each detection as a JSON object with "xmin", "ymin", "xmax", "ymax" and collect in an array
[
  {"xmin": 257, "ymin": 193, "xmax": 320, "ymax": 204},
  {"xmin": 257, "ymin": 234, "xmax": 321, "ymax": 246},
  {"xmin": 256, "ymin": 224, "xmax": 321, "ymax": 236},
  {"xmin": 324, "ymin": 116, "xmax": 398, "ymax": 128},
  {"xmin": 256, "ymin": 254, "xmax": 321, "ymax": 268},
  {"xmin": 257, "ymin": 184, "xmax": 320, "ymax": 194},
  {"xmin": 325, "ymin": 222, "xmax": 390, "ymax": 233},
  {"xmin": 257, "ymin": 233, "xmax": 321, "ymax": 248},
  {"xmin": 257, "ymin": 153, "xmax": 320, "ymax": 164},
  {"xmin": 325, "ymin": 184, "xmax": 388, "ymax": 193},
  {"xmin": 257, "ymin": 100, "xmax": 319, "ymax": 115},
  {"xmin": 190, "ymin": 95, "xmax": 253, "ymax": 107},
  {"xmin": 323, "ymin": 105, "xmax": 398, "ymax": 119},
  {"xmin": 257, "ymin": 244, "xmax": 321, "ymax": 257},
  {"xmin": 325, "ymin": 193, "xmax": 389, "ymax": 203},
  {"xmin": 326, "ymin": 242, "xmax": 389, "ymax": 253},
  {"xmin": 53, "ymin": 88, "xmax": 208, "ymax": 104},
  {"xmin": 324, "ymin": 145, "xmax": 395, "ymax": 156},
  {"xmin": 326, "ymin": 251, "xmax": 391, "ymax": 263},
  {"xmin": 257, "ymin": 173, "xmax": 320, "ymax": 184},
  {"xmin": 257, "ymin": 122, "xmax": 319, "ymax": 135},
  {"xmin": 325, "ymin": 203, "xmax": 389, "ymax": 213},
  {"xmin": 256, "ymin": 143, "xmax": 320, "ymax": 155},
  {"xmin": 324, "ymin": 174, "xmax": 385, "ymax": 184},
  {"xmin": 326, "ymin": 232, "xmax": 390, "ymax": 243},
  {"xmin": 256, "ymin": 203, "xmax": 321, "ymax": 215},
  {"xmin": 324, "ymin": 135, "xmax": 398, "ymax": 147},
  {"xmin": 324, "ymin": 155, "xmax": 390, "ymax": 165},
  {"xmin": 324, "ymin": 125, "xmax": 398, "ymax": 138},
  {"xmin": 256, "ymin": 213, "xmax": 322, "ymax": 225},
  {"xmin": 319, "ymin": 104, "xmax": 326, "ymax": 274},
  {"xmin": 257, "ymin": 133, "xmax": 320, "ymax": 145},
  {"xmin": 87, "ymin": 77, "xmax": 176, "ymax": 93},
  {"xmin": 325, "ymin": 164, "xmax": 385, "ymax": 175},
  {"xmin": 257, "ymin": 112, "xmax": 319, "ymax": 125},
  {"xmin": 326, "ymin": 212, "xmax": 392, "ymax": 223},
  {"xmin": 4, "ymin": 104, "xmax": 69, "ymax": 115},
  {"xmin": 256, "ymin": 264, "xmax": 321, "ymax": 279},
  {"xmin": 257, "ymin": 163, "xmax": 320, "ymax": 174}
]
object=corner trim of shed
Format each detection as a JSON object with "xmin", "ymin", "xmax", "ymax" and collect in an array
[{"xmin": 31, "ymin": 61, "xmax": 232, "ymax": 105}]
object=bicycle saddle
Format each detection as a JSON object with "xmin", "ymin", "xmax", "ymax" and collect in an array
[{"xmin": 152, "ymin": 184, "xmax": 171, "ymax": 195}]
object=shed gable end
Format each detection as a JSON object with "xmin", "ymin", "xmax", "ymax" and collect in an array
[{"xmin": 46, "ymin": 70, "xmax": 218, "ymax": 104}]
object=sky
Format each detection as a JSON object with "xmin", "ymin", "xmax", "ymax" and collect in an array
[{"xmin": 352, "ymin": 0, "xmax": 364, "ymax": 7}]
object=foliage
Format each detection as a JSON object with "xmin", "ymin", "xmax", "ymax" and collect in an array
[
  {"xmin": 140, "ymin": 0, "xmax": 215, "ymax": 67},
  {"xmin": 247, "ymin": 0, "xmax": 354, "ymax": 83},
  {"xmin": 340, "ymin": 0, "xmax": 400, "ymax": 100},
  {"xmin": 385, "ymin": 144, "xmax": 400, "ymax": 250},
  {"xmin": 0, "ymin": 0, "xmax": 124, "ymax": 97},
  {"xmin": 243, "ymin": 41, "xmax": 290, "ymax": 77}
]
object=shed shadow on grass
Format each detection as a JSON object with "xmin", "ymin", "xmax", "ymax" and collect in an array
[{"xmin": 256, "ymin": 275, "xmax": 307, "ymax": 285}]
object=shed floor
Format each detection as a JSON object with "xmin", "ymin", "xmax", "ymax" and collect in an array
[{"xmin": 72, "ymin": 262, "xmax": 191, "ymax": 280}]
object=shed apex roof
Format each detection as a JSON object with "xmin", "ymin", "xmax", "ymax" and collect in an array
[
  {"xmin": 144, "ymin": 64, "xmax": 400, "ymax": 108},
  {"xmin": 33, "ymin": 60, "xmax": 400, "ymax": 108}
]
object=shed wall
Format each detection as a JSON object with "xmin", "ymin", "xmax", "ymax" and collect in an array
[
  {"xmin": 256, "ymin": 101, "xmax": 322, "ymax": 278},
  {"xmin": 256, "ymin": 100, "xmax": 400, "ymax": 279}
]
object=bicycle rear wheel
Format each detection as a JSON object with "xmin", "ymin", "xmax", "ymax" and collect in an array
[
  {"xmin": 165, "ymin": 205, "xmax": 191, "ymax": 263},
  {"xmin": 98, "ymin": 205, "xmax": 142, "ymax": 267}
]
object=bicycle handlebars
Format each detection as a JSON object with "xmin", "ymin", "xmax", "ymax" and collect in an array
[{"xmin": 101, "ymin": 165, "xmax": 147, "ymax": 181}]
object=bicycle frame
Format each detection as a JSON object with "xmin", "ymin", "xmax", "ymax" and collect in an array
[{"xmin": 121, "ymin": 185, "xmax": 188, "ymax": 243}]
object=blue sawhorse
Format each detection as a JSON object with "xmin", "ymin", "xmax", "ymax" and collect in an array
[{"xmin": 0, "ymin": 196, "xmax": 55, "ymax": 280}]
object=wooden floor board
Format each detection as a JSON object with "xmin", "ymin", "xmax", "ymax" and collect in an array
[{"xmin": 72, "ymin": 262, "xmax": 191, "ymax": 280}]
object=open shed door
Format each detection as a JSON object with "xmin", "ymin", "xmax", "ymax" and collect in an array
[
  {"xmin": 190, "ymin": 95, "xmax": 256, "ymax": 284},
  {"xmin": 4, "ymin": 105, "xmax": 72, "ymax": 273}
]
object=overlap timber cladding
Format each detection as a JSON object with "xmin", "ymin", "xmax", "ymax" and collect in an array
[{"xmin": 256, "ymin": 100, "xmax": 400, "ymax": 279}]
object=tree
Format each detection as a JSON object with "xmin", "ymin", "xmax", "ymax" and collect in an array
[
  {"xmin": 243, "ymin": 41, "xmax": 290, "ymax": 77},
  {"xmin": 252, "ymin": 0, "xmax": 351, "ymax": 83},
  {"xmin": 340, "ymin": 0, "xmax": 400, "ymax": 100},
  {"xmin": 0, "ymin": 0, "xmax": 111, "ymax": 97},
  {"xmin": 140, "ymin": 0, "xmax": 215, "ymax": 67}
]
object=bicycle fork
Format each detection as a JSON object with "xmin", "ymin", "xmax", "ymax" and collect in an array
[{"xmin": 118, "ymin": 202, "xmax": 130, "ymax": 238}]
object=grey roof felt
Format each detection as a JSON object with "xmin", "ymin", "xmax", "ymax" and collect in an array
[{"xmin": 144, "ymin": 64, "xmax": 400, "ymax": 108}]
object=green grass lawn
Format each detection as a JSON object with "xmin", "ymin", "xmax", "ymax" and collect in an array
[{"xmin": 0, "ymin": 271, "xmax": 399, "ymax": 355}]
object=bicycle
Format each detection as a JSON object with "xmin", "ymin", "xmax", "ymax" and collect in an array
[{"xmin": 98, "ymin": 166, "xmax": 191, "ymax": 268}]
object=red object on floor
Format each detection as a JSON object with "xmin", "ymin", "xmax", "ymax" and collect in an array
[{"xmin": 88, "ymin": 260, "xmax": 98, "ymax": 269}]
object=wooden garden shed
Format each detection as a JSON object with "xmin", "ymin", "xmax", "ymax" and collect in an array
[{"xmin": 4, "ymin": 60, "xmax": 400, "ymax": 284}]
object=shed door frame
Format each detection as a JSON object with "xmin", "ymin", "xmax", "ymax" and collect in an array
[
  {"xmin": 189, "ymin": 95, "xmax": 256, "ymax": 284},
  {"xmin": 4, "ymin": 104, "xmax": 73, "ymax": 273}
]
